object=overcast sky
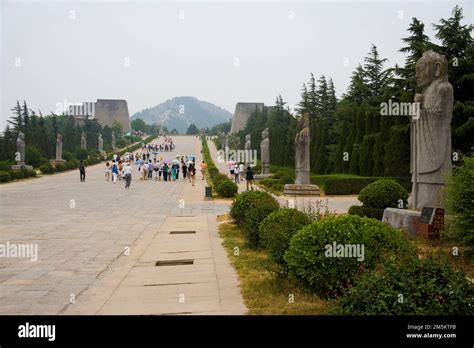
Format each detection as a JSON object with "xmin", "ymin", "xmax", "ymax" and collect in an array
[{"xmin": 1, "ymin": 0, "xmax": 472, "ymax": 128}]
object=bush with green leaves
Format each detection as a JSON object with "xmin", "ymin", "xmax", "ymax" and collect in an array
[
  {"xmin": 445, "ymin": 156, "xmax": 474, "ymax": 252},
  {"xmin": 259, "ymin": 208, "xmax": 312, "ymax": 266},
  {"xmin": 358, "ymin": 179, "xmax": 408, "ymax": 209},
  {"xmin": 0, "ymin": 171, "xmax": 11, "ymax": 182},
  {"xmin": 55, "ymin": 163, "xmax": 66, "ymax": 172},
  {"xmin": 348, "ymin": 205, "xmax": 384, "ymax": 220},
  {"xmin": 39, "ymin": 164, "xmax": 54, "ymax": 174},
  {"xmin": 75, "ymin": 148, "xmax": 88, "ymax": 161},
  {"xmin": 63, "ymin": 151, "xmax": 73, "ymax": 161},
  {"xmin": 25, "ymin": 145, "xmax": 42, "ymax": 168},
  {"xmin": 330, "ymin": 256, "xmax": 474, "ymax": 315},
  {"xmin": 216, "ymin": 179, "xmax": 238, "ymax": 197},
  {"xmin": 0, "ymin": 161, "xmax": 13, "ymax": 172},
  {"xmin": 230, "ymin": 190, "xmax": 280, "ymax": 247},
  {"xmin": 9, "ymin": 170, "xmax": 24, "ymax": 180},
  {"xmin": 284, "ymin": 215, "xmax": 416, "ymax": 297}
]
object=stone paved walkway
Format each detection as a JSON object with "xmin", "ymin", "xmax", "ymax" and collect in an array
[{"xmin": 0, "ymin": 135, "xmax": 246, "ymax": 314}]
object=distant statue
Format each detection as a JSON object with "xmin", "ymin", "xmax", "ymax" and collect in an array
[
  {"xmin": 98, "ymin": 133, "xmax": 103, "ymax": 152},
  {"xmin": 16, "ymin": 131, "xmax": 26, "ymax": 164},
  {"xmin": 295, "ymin": 113, "xmax": 310, "ymax": 185},
  {"xmin": 81, "ymin": 132, "xmax": 87, "ymax": 149},
  {"xmin": 260, "ymin": 128, "xmax": 270, "ymax": 175},
  {"xmin": 244, "ymin": 134, "xmax": 251, "ymax": 169},
  {"xmin": 409, "ymin": 51, "xmax": 453, "ymax": 210},
  {"xmin": 111, "ymin": 133, "xmax": 116, "ymax": 150},
  {"xmin": 55, "ymin": 133, "xmax": 63, "ymax": 161}
]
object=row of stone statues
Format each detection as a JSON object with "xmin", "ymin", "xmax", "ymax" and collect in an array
[{"xmin": 15, "ymin": 131, "xmax": 116, "ymax": 166}]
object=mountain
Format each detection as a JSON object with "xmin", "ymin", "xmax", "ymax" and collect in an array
[{"xmin": 130, "ymin": 96, "xmax": 232, "ymax": 133}]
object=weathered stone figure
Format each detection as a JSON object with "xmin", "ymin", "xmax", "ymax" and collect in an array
[
  {"xmin": 81, "ymin": 132, "xmax": 87, "ymax": 149},
  {"xmin": 16, "ymin": 131, "xmax": 26, "ymax": 164},
  {"xmin": 409, "ymin": 51, "xmax": 453, "ymax": 210},
  {"xmin": 111, "ymin": 133, "xmax": 116, "ymax": 150},
  {"xmin": 244, "ymin": 134, "xmax": 251, "ymax": 169},
  {"xmin": 260, "ymin": 128, "xmax": 270, "ymax": 175},
  {"xmin": 295, "ymin": 113, "xmax": 310, "ymax": 185},
  {"xmin": 55, "ymin": 133, "xmax": 63, "ymax": 161},
  {"xmin": 98, "ymin": 133, "xmax": 103, "ymax": 152}
]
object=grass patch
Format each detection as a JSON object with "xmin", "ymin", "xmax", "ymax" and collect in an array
[{"xmin": 219, "ymin": 219, "xmax": 328, "ymax": 315}]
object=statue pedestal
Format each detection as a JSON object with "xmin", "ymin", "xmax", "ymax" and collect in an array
[
  {"xmin": 50, "ymin": 159, "xmax": 66, "ymax": 168},
  {"xmin": 382, "ymin": 208, "xmax": 421, "ymax": 237},
  {"xmin": 283, "ymin": 184, "xmax": 320, "ymax": 196},
  {"xmin": 11, "ymin": 164, "xmax": 33, "ymax": 171}
]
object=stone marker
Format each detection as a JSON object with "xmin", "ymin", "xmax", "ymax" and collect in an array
[
  {"xmin": 244, "ymin": 133, "xmax": 251, "ymax": 169},
  {"xmin": 409, "ymin": 50, "xmax": 453, "ymax": 210},
  {"xmin": 283, "ymin": 113, "xmax": 319, "ymax": 196},
  {"xmin": 50, "ymin": 133, "xmax": 66, "ymax": 168},
  {"xmin": 254, "ymin": 128, "xmax": 271, "ymax": 181},
  {"xmin": 81, "ymin": 132, "xmax": 87, "ymax": 149},
  {"xmin": 98, "ymin": 133, "xmax": 104, "ymax": 152}
]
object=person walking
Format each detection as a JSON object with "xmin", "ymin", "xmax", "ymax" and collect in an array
[
  {"xmin": 124, "ymin": 162, "xmax": 132, "ymax": 188},
  {"xmin": 142, "ymin": 162, "xmax": 149, "ymax": 181},
  {"xmin": 239, "ymin": 162, "xmax": 244, "ymax": 181},
  {"xmin": 245, "ymin": 166, "xmax": 254, "ymax": 191},
  {"xmin": 148, "ymin": 160, "xmax": 153, "ymax": 180},
  {"xmin": 79, "ymin": 160, "xmax": 86, "ymax": 182},
  {"xmin": 171, "ymin": 164, "xmax": 177, "ymax": 181},
  {"xmin": 162, "ymin": 163, "xmax": 169, "ymax": 181},
  {"xmin": 200, "ymin": 161, "xmax": 207, "ymax": 180},
  {"xmin": 181, "ymin": 161, "xmax": 187, "ymax": 180},
  {"xmin": 111, "ymin": 160, "xmax": 119, "ymax": 184},
  {"xmin": 234, "ymin": 164, "xmax": 240, "ymax": 184},
  {"xmin": 175, "ymin": 163, "xmax": 180, "ymax": 180},
  {"xmin": 105, "ymin": 162, "xmax": 111, "ymax": 181},
  {"xmin": 190, "ymin": 164, "xmax": 196, "ymax": 186}
]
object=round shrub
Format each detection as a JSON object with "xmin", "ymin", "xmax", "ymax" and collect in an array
[
  {"xmin": 55, "ymin": 163, "xmax": 66, "ymax": 172},
  {"xmin": 63, "ymin": 151, "xmax": 73, "ymax": 161},
  {"xmin": 25, "ymin": 145, "xmax": 42, "ymax": 168},
  {"xmin": 284, "ymin": 215, "xmax": 416, "ymax": 297},
  {"xmin": 28, "ymin": 170, "xmax": 37, "ymax": 177},
  {"xmin": 230, "ymin": 190, "xmax": 277, "ymax": 226},
  {"xmin": 21, "ymin": 168, "xmax": 30, "ymax": 178},
  {"xmin": 0, "ymin": 171, "xmax": 11, "ymax": 182},
  {"xmin": 75, "ymin": 148, "xmax": 88, "ymax": 161},
  {"xmin": 259, "ymin": 208, "xmax": 312, "ymax": 266},
  {"xmin": 216, "ymin": 180, "xmax": 238, "ymax": 197},
  {"xmin": 278, "ymin": 175, "xmax": 294, "ymax": 185},
  {"xmin": 330, "ymin": 256, "xmax": 474, "ymax": 315},
  {"xmin": 39, "ymin": 164, "xmax": 50, "ymax": 174},
  {"xmin": 358, "ymin": 179, "xmax": 408, "ymax": 209},
  {"xmin": 0, "ymin": 161, "xmax": 12, "ymax": 172},
  {"xmin": 348, "ymin": 205, "xmax": 384, "ymax": 220}
]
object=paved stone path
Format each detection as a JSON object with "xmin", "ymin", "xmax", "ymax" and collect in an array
[
  {"xmin": 206, "ymin": 138, "xmax": 360, "ymax": 213},
  {"xmin": 0, "ymin": 135, "xmax": 246, "ymax": 314}
]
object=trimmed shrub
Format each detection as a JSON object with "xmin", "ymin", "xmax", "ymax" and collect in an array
[
  {"xmin": 348, "ymin": 205, "xmax": 384, "ymax": 220},
  {"xmin": 216, "ymin": 180, "xmax": 238, "ymax": 198},
  {"xmin": 75, "ymin": 148, "xmax": 88, "ymax": 161},
  {"xmin": 358, "ymin": 179, "xmax": 408, "ymax": 209},
  {"xmin": 25, "ymin": 145, "xmax": 42, "ymax": 168},
  {"xmin": 55, "ymin": 163, "xmax": 66, "ymax": 172},
  {"xmin": 39, "ymin": 164, "xmax": 52, "ymax": 174},
  {"xmin": 63, "ymin": 151, "xmax": 73, "ymax": 161},
  {"xmin": 0, "ymin": 161, "xmax": 12, "ymax": 172},
  {"xmin": 29, "ymin": 170, "xmax": 37, "ymax": 177},
  {"xmin": 230, "ymin": 190, "xmax": 280, "ymax": 247},
  {"xmin": 0, "ymin": 171, "xmax": 11, "ymax": 182},
  {"xmin": 21, "ymin": 168, "xmax": 30, "ymax": 178},
  {"xmin": 10, "ymin": 170, "xmax": 24, "ymax": 180},
  {"xmin": 445, "ymin": 156, "xmax": 474, "ymax": 252},
  {"xmin": 284, "ymin": 215, "xmax": 416, "ymax": 297},
  {"xmin": 259, "ymin": 208, "xmax": 312, "ymax": 266},
  {"xmin": 330, "ymin": 256, "xmax": 474, "ymax": 315}
]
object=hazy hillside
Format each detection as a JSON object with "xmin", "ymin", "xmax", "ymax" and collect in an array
[{"xmin": 131, "ymin": 96, "xmax": 232, "ymax": 133}]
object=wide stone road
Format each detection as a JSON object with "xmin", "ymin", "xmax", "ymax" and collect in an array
[{"xmin": 0, "ymin": 135, "xmax": 246, "ymax": 314}]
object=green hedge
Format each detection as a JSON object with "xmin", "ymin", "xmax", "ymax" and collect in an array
[
  {"xmin": 284, "ymin": 215, "xmax": 416, "ymax": 297},
  {"xmin": 348, "ymin": 205, "xmax": 384, "ymax": 220},
  {"xmin": 0, "ymin": 171, "xmax": 11, "ymax": 182},
  {"xmin": 330, "ymin": 256, "xmax": 474, "ymax": 315}
]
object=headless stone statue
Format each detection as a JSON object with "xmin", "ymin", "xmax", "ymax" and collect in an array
[
  {"xmin": 295, "ymin": 113, "xmax": 310, "ymax": 185},
  {"xmin": 81, "ymin": 132, "xmax": 87, "ymax": 149},
  {"xmin": 111, "ymin": 133, "xmax": 116, "ymax": 150},
  {"xmin": 244, "ymin": 134, "xmax": 251, "ymax": 169},
  {"xmin": 98, "ymin": 133, "xmax": 103, "ymax": 152},
  {"xmin": 56, "ymin": 133, "xmax": 63, "ymax": 161},
  {"xmin": 16, "ymin": 131, "xmax": 26, "ymax": 164},
  {"xmin": 409, "ymin": 51, "xmax": 453, "ymax": 210},
  {"xmin": 260, "ymin": 128, "xmax": 270, "ymax": 175}
]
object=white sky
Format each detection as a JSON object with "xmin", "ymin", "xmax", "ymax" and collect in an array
[{"xmin": 1, "ymin": 0, "xmax": 472, "ymax": 128}]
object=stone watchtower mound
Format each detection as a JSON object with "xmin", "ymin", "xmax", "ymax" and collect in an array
[
  {"xmin": 94, "ymin": 99, "xmax": 131, "ymax": 134},
  {"xmin": 230, "ymin": 102, "xmax": 264, "ymax": 134}
]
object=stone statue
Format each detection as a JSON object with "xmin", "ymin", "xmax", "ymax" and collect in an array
[
  {"xmin": 409, "ymin": 51, "xmax": 453, "ymax": 210},
  {"xmin": 295, "ymin": 113, "xmax": 310, "ymax": 185},
  {"xmin": 98, "ymin": 133, "xmax": 103, "ymax": 152},
  {"xmin": 111, "ymin": 133, "xmax": 116, "ymax": 150},
  {"xmin": 81, "ymin": 132, "xmax": 87, "ymax": 149},
  {"xmin": 16, "ymin": 131, "xmax": 26, "ymax": 164},
  {"xmin": 260, "ymin": 128, "xmax": 270, "ymax": 175},
  {"xmin": 244, "ymin": 133, "xmax": 251, "ymax": 169},
  {"xmin": 55, "ymin": 133, "xmax": 63, "ymax": 161}
]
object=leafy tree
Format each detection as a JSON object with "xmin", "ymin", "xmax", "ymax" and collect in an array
[{"xmin": 186, "ymin": 123, "xmax": 199, "ymax": 135}]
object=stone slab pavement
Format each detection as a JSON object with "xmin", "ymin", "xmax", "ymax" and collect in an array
[{"xmin": 0, "ymin": 135, "xmax": 246, "ymax": 314}]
